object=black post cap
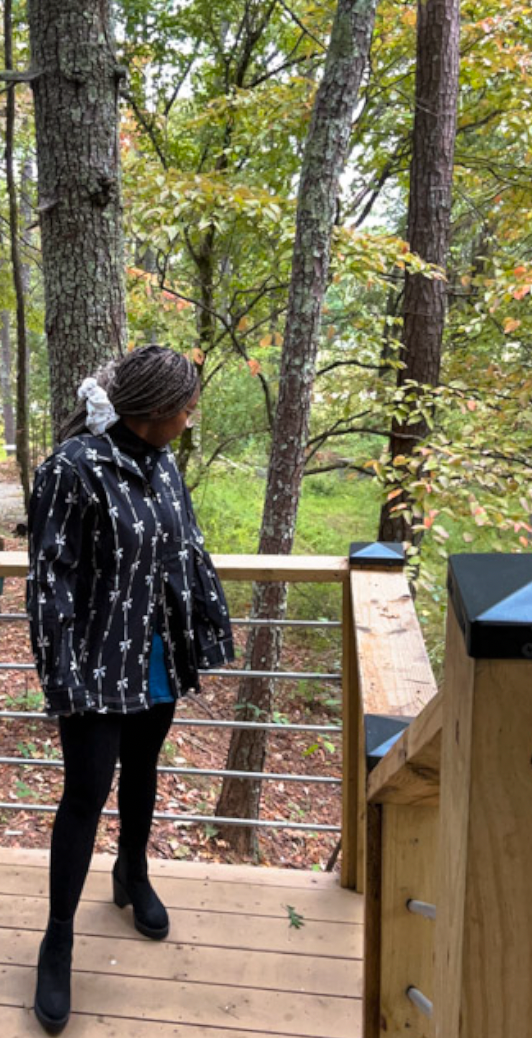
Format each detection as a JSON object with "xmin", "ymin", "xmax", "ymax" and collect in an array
[
  {"xmin": 448, "ymin": 554, "xmax": 532, "ymax": 659},
  {"xmin": 349, "ymin": 542, "xmax": 405, "ymax": 568}
]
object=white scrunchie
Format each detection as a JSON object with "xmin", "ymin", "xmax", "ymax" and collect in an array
[{"xmin": 78, "ymin": 377, "xmax": 119, "ymax": 435}]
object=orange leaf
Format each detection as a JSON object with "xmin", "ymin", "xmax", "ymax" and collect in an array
[
  {"xmin": 387, "ymin": 489, "xmax": 403, "ymax": 501},
  {"xmin": 504, "ymin": 318, "xmax": 521, "ymax": 334},
  {"xmin": 192, "ymin": 348, "xmax": 205, "ymax": 365},
  {"xmin": 259, "ymin": 334, "xmax": 273, "ymax": 348},
  {"xmin": 466, "ymin": 399, "xmax": 477, "ymax": 411},
  {"xmin": 513, "ymin": 285, "xmax": 531, "ymax": 301},
  {"xmin": 248, "ymin": 358, "xmax": 261, "ymax": 376}
]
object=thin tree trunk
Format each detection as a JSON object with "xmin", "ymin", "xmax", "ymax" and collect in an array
[
  {"xmin": 0, "ymin": 311, "xmax": 15, "ymax": 445},
  {"xmin": 4, "ymin": 0, "xmax": 31, "ymax": 510},
  {"xmin": 378, "ymin": 0, "xmax": 460, "ymax": 543},
  {"xmin": 216, "ymin": 0, "xmax": 377, "ymax": 857},
  {"xmin": 28, "ymin": 0, "xmax": 126, "ymax": 439}
]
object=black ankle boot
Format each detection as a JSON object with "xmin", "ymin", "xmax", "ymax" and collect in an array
[
  {"xmin": 34, "ymin": 916, "xmax": 73, "ymax": 1034},
  {"xmin": 112, "ymin": 843, "xmax": 169, "ymax": 940}
]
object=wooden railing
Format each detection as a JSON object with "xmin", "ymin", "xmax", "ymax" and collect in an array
[
  {"xmin": 0, "ymin": 549, "xmax": 364, "ymax": 885},
  {"xmin": 363, "ymin": 552, "xmax": 532, "ymax": 1038}
]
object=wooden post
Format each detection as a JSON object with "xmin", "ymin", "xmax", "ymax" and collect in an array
[
  {"xmin": 434, "ymin": 554, "xmax": 532, "ymax": 1038},
  {"xmin": 341, "ymin": 575, "xmax": 363, "ymax": 890}
]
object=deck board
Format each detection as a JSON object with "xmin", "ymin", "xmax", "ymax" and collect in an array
[{"xmin": 0, "ymin": 849, "xmax": 362, "ymax": 1038}]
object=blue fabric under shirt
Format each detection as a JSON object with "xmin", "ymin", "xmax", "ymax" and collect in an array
[{"xmin": 148, "ymin": 632, "xmax": 174, "ymax": 704}]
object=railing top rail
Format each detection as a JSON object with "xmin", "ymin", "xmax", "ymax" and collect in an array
[
  {"xmin": 0, "ymin": 550, "xmax": 349, "ymax": 583},
  {"xmin": 350, "ymin": 566, "xmax": 438, "ymax": 719}
]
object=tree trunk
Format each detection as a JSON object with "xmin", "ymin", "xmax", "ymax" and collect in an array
[
  {"xmin": 216, "ymin": 0, "xmax": 377, "ymax": 857},
  {"xmin": 0, "ymin": 312, "xmax": 15, "ymax": 445},
  {"xmin": 4, "ymin": 0, "xmax": 31, "ymax": 510},
  {"xmin": 28, "ymin": 0, "xmax": 126, "ymax": 439},
  {"xmin": 378, "ymin": 0, "xmax": 460, "ymax": 543}
]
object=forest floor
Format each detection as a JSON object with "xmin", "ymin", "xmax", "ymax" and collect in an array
[{"xmin": 0, "ymin": 459, "xmax": 342, "ymax": 873}]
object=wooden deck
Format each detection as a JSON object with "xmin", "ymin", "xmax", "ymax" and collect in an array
[{"xmin": 0, "ymin": 848, "xmax": 362, "ymax": 1038}]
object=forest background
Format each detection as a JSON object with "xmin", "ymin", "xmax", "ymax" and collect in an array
[{"xmin": 0, "ymin": 0, "xmax": 531, "ymax": 863}]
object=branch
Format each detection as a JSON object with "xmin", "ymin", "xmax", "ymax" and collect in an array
[
  {"xmin": 0, "ymin": 67, "xmax": 42, "ymax": 83},
  {"xmin": 316, "ymin": 358, "xmax": 392, "ymax": 377},
  {"xmin": 121, "ymin": 90, "xmax": 167, "ymax": 169},
  {"xmin": 157, "ymin": 278, "xmax": 275, "ymax": 429},
  {"xmin": 163, "ymin": 45, "xmax": 200, "ymax": 116},
  {"xmin": 275, "ymin": 0, "xmax": 327, "ymax": 50},
  {"xmin": 303, "ymin": 461, "xmax": 370, "ymax": 477}
]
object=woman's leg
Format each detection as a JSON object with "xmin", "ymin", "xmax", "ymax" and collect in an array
[
  {"xmin": 36, "ymin": 712, "xmax": 121, "ymax": 1031},
  {"xmin": 113, "ymin": 702, "xmax": 175, "ymax": 940},
  {"xmin": 117, "ymin": 701, "xmax": 175, "ymax": 851},
  {"xmin": 50, "ymin": 712, "xmax": 121, "ymax": 920}
]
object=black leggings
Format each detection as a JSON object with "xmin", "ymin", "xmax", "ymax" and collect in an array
[{"xmin": 50, "ymin": 702, "xmax": 175, "ymax": 921}]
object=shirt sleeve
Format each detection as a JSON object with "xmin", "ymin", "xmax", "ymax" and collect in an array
[{"xmin": 26, "ymin": 455, "xmax": 93, "ymax": 710}]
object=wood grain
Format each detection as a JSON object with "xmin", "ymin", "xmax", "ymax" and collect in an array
[
  {"xmin": 379, "ymin": 805, "xmax": 437, "ymax": 1037},
  {"xmin": 434, "ymin": 607, "xmax": 532, "ymax": 1037},
  {"xmin": 0, "ymin": 551, "xmax": 349, "ymax": 583},
  {"xmin": 367, "ymin": 693, "xmax": 442, "ymax": 806},
  {"xmin": 350, "ymin": 569, "xmax": 437, "ymax": 718}
]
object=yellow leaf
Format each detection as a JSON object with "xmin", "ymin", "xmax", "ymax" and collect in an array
[
  {"xmin": 503, "ymin": 318, "xmax": 521, "ymax": 334},
  {"xmin": 192, "ymin": 347, "xmax": 205, "ymax": 365},
  {"xmin": 392, "ymin": 455, "xmax": 407, "ymax": 466},
  {"xmin": 259, "ymin": 334, "xmax": 273, "ymax": 348},
  {"xmin": 237, "ymin": 317, "xmax": 249, "ymax": 332}
]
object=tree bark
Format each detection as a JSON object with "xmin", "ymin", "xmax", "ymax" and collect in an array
[
  {"xmin": 378, "ymin": 0, "xmax": 460, "ymax": 543},
  {"xmin": 4, "ymin": 0, "xmax": 31, "ymax": 510},
  {"xmin": 28, "ymin": 0, "xmax": 126, "ymax": 439},
  {"xmin": 216, "ymin": 0, "xmax": 377, "ymax": 857},
  {"xmin": 0, "ymin": 312, "xmax": 15, "ymax": 446}
]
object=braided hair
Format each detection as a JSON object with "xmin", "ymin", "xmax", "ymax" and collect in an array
[{"xmin": 59, "ymin": 346, "xmax": 199, "ymax": 442}]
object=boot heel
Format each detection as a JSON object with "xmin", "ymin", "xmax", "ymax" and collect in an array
[{"xmin": 113, "ymin": 875, "xmax": 131, "ymax": 909}]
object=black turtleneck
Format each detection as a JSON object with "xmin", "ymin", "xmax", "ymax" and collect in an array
[{"xmin": 106, "ymin": 419, "xmax": 164, "ymax": 480}]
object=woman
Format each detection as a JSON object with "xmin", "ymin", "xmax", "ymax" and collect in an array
[{"xmin": 27, "ymin": 345, "xmax": 234, "ymax": 1034}]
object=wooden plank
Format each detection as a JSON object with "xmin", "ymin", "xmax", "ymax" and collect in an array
[
  {"xmin": 0, "ymin": 551, "xmax": 28, "ymax": 577},
  {"xmin": 367, "ymin": 692, "xmax": 443, "ymax": 806},
  {"xmin": 0, "ymin": 964, "xmax": 362, "ymax": 1038},
  {"xmin": 432, "ymin": 606, "xmax": 476, "ymax": 1038},
  {"xmin": 434, "ymin": 607, "xmax": 532, "ymax": 1038},
  {"xmin": 0, "ymin": 863, "xmax": 363, "ymax": 925},
  {"xmin": 363, "ymin": 803, "xmax": 382, "ymax": 1038},
  {"xmin": 341, "ymin": 579, "xmax": 363, "ymax": 891},
  {"xmin": 351, "ymin": 569, "xmax": 437, "ymax": 717},
  {"xmin": 0, "ymin": 847, "xmax": 347, "ymax": 890},
  {"xmin": 0, "ymin": 551, "xmax": 349, "ymax": 584},
  {"xmin": 0, "ymin": 928, "xmax": 361, "ymax": 998},
  {"xmin": 1, "ymin": 1006, "xmax": 326, "ymax": 1038},
  {"xmin": 379, "ymin": 805, "xmax": 437, "ymax": 1037},
  {"xmin": 0, "ymin": 895, "xmax": 363, "ymax": 958}
]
